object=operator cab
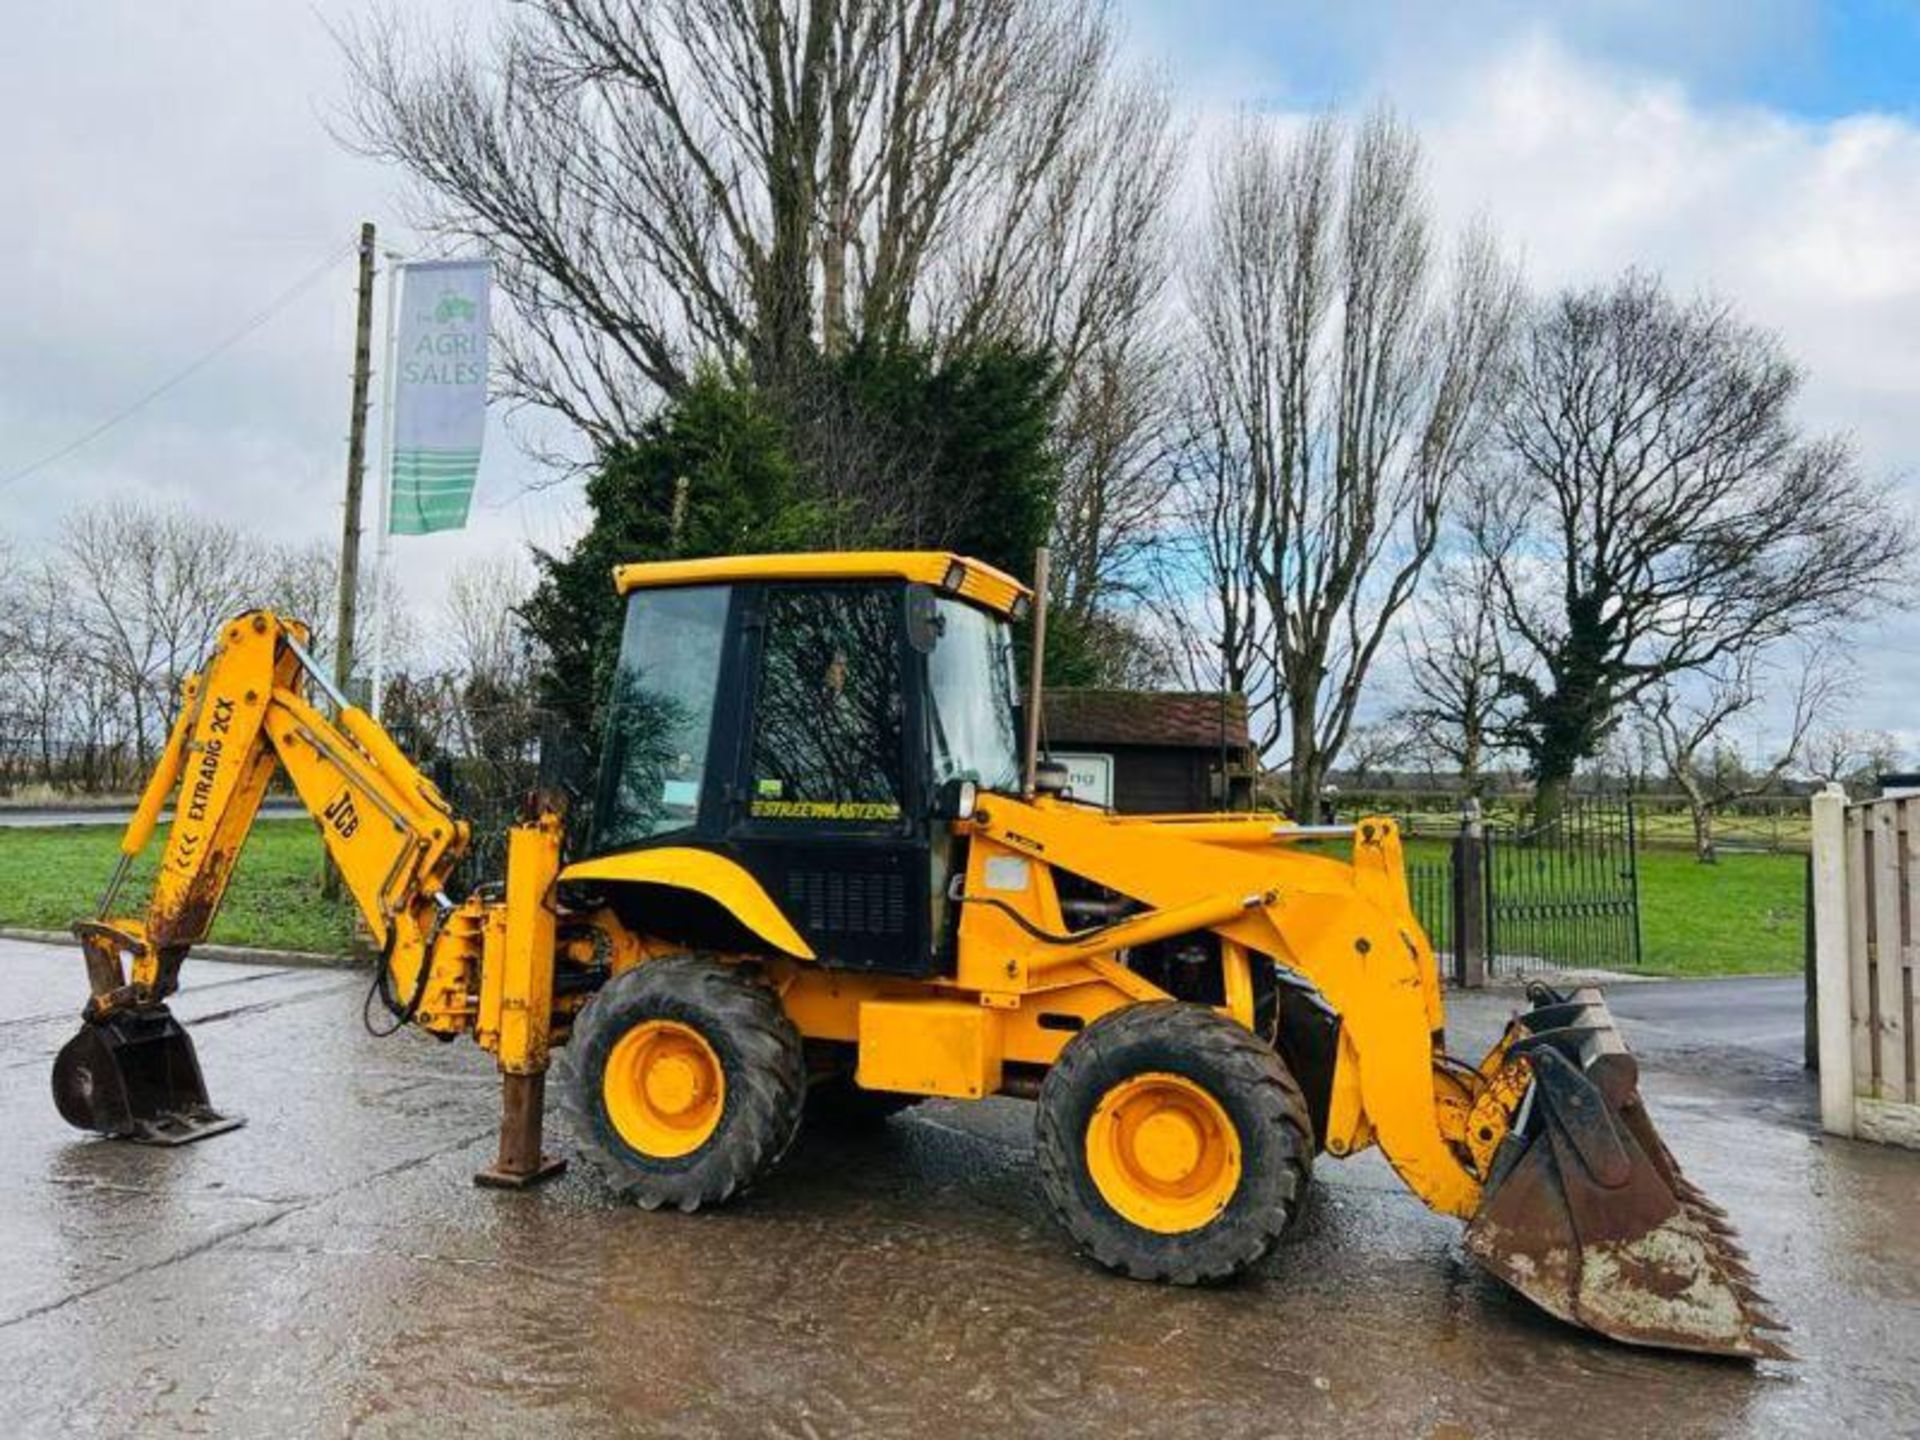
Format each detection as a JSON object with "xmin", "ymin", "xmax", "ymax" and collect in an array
[{"xmin": 583, "ymin": 552, "xmax": 1031, "ymax": 977}]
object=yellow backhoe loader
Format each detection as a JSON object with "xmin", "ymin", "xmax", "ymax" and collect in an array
[{"xmin": 52, "ymin": 551, "xmax": 1787, "ymax": 1359}]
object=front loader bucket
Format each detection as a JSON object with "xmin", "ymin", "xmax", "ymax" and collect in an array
[
  {"xmin": 51, "ymin": 1007, "xmax": 243, "ymax": 1146},
  {"xmin": 1463, "ymin": 988, "xmax": 1791, "ymax": 1361}
]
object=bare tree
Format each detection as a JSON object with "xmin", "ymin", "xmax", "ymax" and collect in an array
[
  {"xmin": 1640, "ymin": 645, "xmax": 1838, "ymax": 862},
  {"xmin": 1400, "ymin": 548, "xmax": 1505, "ymax": 794},
  {"xmin": 965, "ymin": 72, "xmax": 1184, "ymax": 649},
  {"xmin": 61, "ymin": 501, "xmax": 260, "ymax": 770},
  {"xmin": 1157, "ymin": 386, "xmax": 1277, "ymax": 735},
  {"xmin": 1179, "ymin": 113, "xmax": 1517, "ymax": 816},
  {"xmin": 259, "ymin": 541, "xmax": 422, "ymax": 704},
  {"xmin": 1799, "ymin": 726, "xmax": 1905, "ymax": 794},
  {"xmin": 342, "ymin": 0, "xmax": 1155, "ymax": 446},
  {"xmin": 1479, "ymin": 271, "xmax": 1912, "ymax": 826},
  {"xmin": 1339, "ymin": 716, "xmax": 1413, "ymax": 790},
  {"xmin": 441, "ymin": 554, "xmax": 541, "ymax": 769}
]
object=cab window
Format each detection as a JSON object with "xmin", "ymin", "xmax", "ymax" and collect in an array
[
  {"xmin": 749, "ymin": 585, "xmax": 905, "ymax": 822},
  {"xmin": 593, "ymin": 584, "xmax": 730, "ymax": 847},
  {"xmin": 927, "ymin": 597, "xmax": 1022, "ymax": 791}
]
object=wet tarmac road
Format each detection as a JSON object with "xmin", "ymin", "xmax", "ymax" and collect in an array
[{"xmin": 2, "ymin": 938, "xmax": 1915, "ymax": 1438}]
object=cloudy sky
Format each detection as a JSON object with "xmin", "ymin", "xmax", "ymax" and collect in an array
[{"xmin": 3, "ymin": 2, "xmax": 1916, "ymax": 738}]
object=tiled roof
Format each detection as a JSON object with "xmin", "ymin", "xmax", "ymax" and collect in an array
[{"xmin": 1043, "ymin": 689, "xmax": 1249, "ymax": 751}]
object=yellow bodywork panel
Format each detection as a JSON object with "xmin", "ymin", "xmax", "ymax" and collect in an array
[
  {"xmin": 612, "ymin": 549, "xmax": 1031, "ymax": 618},
  {"xmin": 560, "ymin": 847, "xmax": 816, "ymax": 960},
  {"xmin": 857, "ymin": 998, "xmax": 1003, "ymax": 1099}
]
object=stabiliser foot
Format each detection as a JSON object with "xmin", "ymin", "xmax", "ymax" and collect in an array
[
  {"xmin": 474, "ymin": 1155, "xmax": 568, "ymax": 1190},
  {"xmin": 473, "ymin": 1070, "xmax": 567, "ymax": 1189}
]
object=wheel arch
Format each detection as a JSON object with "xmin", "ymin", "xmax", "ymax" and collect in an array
[{"xmin": 560, "ymin": 846, "xmax": 816, "ymax": 960}]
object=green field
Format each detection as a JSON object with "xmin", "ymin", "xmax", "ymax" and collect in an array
[
  {"xmin": 0, "ymin": 820, "xmax": 356, "ymax": 955},
  {"xmin": 1633, "ymin": 847, "xmax": 1805, "ymax": 976},
  {"xmin": 1389, "ymin": 838, "xmax": 1802, "ymax": 978},
  {"xmin": 0, "ymin": 820, "xmax": 1805, "ymax": 978}
]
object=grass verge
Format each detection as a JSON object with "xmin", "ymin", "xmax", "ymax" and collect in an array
[
  {"xmin": 0, "ymin": 820, "xmax": 355, "ymax": 955},
  {"xmin": 1634, "ymin": 847, "xmax": 1805, "ymax": 977}
]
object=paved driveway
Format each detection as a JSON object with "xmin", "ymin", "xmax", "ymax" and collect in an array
[{"xmin": 1, "ymin": 940, "xmax": 1912, "ymax": 1437}]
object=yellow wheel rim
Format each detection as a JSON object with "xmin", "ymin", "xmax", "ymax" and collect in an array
[
  {"xmin": 603, "ymin": 1020, "xmax": 726, "ymax": 1159},
  {"xmin": 1085, "ymin": 1072, "xmax": 1242, "ymax": 1234}
]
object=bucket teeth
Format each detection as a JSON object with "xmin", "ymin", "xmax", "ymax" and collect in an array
[
  {"xmin": 1676, "ymin": 1182, "xmax": 1729, "ymax": 1218},
  {"xmin": 1464, "ymin": 987, "xmax": 1792, "ymax": 1363}
]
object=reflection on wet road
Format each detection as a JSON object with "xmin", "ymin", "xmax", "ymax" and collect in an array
[{"xmin": 2, "ymin": 938, "xmax": 1914, "ymax": 1437}]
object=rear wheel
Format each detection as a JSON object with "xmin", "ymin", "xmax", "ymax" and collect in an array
[
  {"xmin": 1035, "ymin": 1001, "xmax": 1313, "ymax": 1284},
  {"xmin": 565, "ymin": 955, "xmax": 804, "ymax": 1211}
]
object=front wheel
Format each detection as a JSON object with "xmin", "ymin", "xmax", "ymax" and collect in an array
[
  {"xmin": 1035, "ymin": 1002, "xmax": 1313, "ymax": 1284},
  {"xmin": 564, "ymin": 956, "xmax": 804, "ymax": 1211}
]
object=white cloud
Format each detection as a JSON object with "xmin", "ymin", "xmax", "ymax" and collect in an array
[
  {"xmin": 1143, "ymin": 26, "xmax": 1920, "ymax": 749},
  {"xmin": 1415, "ymin": 36, "xmax": 1920, "ymax": 448},
  {"xmin": 0, "ymin": 0, "xmax": 571, "ymax": 665}
]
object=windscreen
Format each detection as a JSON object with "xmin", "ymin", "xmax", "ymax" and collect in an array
[
  {"xmin": 927, "ymin": 597, "xmax": 1022, "ymax": 792},
  {"xmin": 592, "ymin": 584, "xmax": 730, "ymax": 848}
]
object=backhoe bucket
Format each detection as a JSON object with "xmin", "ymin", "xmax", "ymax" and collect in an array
[
  {"xmin": 1463, "ymin": 988, "xmax": 1791, "ymax": 1360},
  {"xmin": 51, "ymin": 1008, "xmax": 243, "ymax": 1146}
]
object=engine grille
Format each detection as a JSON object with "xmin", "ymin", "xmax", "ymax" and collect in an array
[{"xmin": 785, "ymin": 869, "xmax": 908, "ymax": 937}]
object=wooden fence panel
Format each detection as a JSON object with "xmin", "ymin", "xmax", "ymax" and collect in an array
[
  {"xmin": 1903, "ymin": 799, "xmax": 1920, "ymax": 1104},
  {"xmin": 1807, "ymin": 788, "xmax": 1920, "ymax": 1145},
  {"xmin": 1870, "ymin": 802, "xmax": 1909, "ymax": 1100},
  {"xmin": 1846, "ymin": 805, "xmax": 1875, "ymax": 1091}
]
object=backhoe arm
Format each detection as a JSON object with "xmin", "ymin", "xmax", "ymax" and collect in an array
[
  {"xmin": 73, "ymin": 610, "xmax": 467, "ymax": 1023},
  {"xmin": 55, "ymin": 610, "xmax": 515, "ymax": 1148}
]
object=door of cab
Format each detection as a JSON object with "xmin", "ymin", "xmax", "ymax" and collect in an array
[{"xmin": 722, "ymin": 581, "xmax": 940, "ymax": 977}]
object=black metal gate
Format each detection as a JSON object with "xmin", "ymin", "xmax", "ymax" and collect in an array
[
  {"xmin": 1406, "ymin": 852, "xmax": 1455, "ymax": 962},
  {"xmin": 1483, "ymin": 798, "xmax": 1642, "ymax": 975},
  {"xmin": 1405, "ymin": 796, "xmax": 1642, "ymax": 979}
]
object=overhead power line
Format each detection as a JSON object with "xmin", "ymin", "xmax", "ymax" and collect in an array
[{"xmin": 1, "ymin": 239, "xmax": 359, "ymax": 488}]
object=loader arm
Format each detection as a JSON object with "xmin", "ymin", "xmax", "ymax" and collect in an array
[
  {"xmin": 954, "ymin": 795, "xmax": 1788, "ymax": 1358},
  {"xmin": 71, "ymin": 610, "xmax": 467, "ymax": 1027}
]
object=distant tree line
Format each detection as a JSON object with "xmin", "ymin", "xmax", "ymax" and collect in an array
[{"xmin": 0, "ymin": 500, "xmax": 527, "ymax": 797}]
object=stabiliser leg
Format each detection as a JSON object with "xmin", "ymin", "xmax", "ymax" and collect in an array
[
  {"xmin": 473, "ymin": 1071, "xmax": 567, "ymax": 1189},
  {"xmin": 473, "ymin": 818, "xmax": 567, "ymax": 1190}
]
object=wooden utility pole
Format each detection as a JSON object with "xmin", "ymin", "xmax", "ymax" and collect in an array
[
  {"xmin": 327, "ymin": 222, "xmax": 377, "ymax": 903},
  {"xmin": 335, "ymin": 221, "xmax": 377, "ymax": 700}
]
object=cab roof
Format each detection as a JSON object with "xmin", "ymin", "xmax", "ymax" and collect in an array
[{"xmin": 611, "ymin": 550, "xmax": 1032, "ymax": 619}]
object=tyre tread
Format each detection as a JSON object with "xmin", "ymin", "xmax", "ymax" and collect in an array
[
  {"xmin": 1035, "ymin": 1001, "xmax": 1314, "ymax": 1284},
  {"xmin": 562, "ymin": 955, "xmax": 804, "ymax": 1211}
]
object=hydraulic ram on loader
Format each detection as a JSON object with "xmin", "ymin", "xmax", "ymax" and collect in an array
[{"xmin": 52, "ymin": 568, "xmax": 1791, "ymax": 1362}]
